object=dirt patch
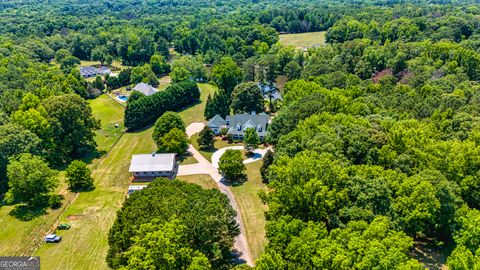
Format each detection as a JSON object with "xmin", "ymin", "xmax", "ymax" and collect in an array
[
  {"xmin": 411, "ymin": 240, "xmax": 449, "ymax": 270},
  {"xmin": 67, "ymin": 215, "xmax": 80, "ymax": 221}
]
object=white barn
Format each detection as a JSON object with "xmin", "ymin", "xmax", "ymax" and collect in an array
[{"xmin": 129, "ymin": 153, "xmax": 177, "ymax": 181}]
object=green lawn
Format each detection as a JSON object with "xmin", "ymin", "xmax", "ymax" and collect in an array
[
  {"xmin": 178, "ymin": 83, "xmax": 216, "ymax": 126},
  {"xmin": 35, "ymin": 127, "xmax": 157, "ymax": 270},
  {"xmin": 176, "ymin": 175, "xmax": 218, "ymax": 190},
  {"xmin": 178, "ymin": 154, "xmax": 198, "ymax": 165},
  {"xmin": 88, "ymin": 95, "xmax": 125, "ymax": 152},
  {"xmin": 190, "ymin": 134, "xmax": 243, "ymax": 162},
  {"xmin": 33, "ymin": 83, "xmax": 214, "ymax": 269},
  {"xmin": 279, "ymin": 31, "xmax": 326, "ymax": 48},
  {"xmin": 230, "ymin": 161, "xmax": 268, "ymax": 261},
  {"xmin": 80, "ymin": 60, "xmax": 127, "ymax": 71},
  {"xmin": 0, "ymin": 172, "xmax": 74, "ymax": 256},
  {"xmin": 230, "ymin": 161, "xmax": 267, "ymax": 260},
  {"xmin": 0, "ymin": 94, "xmax": 125, "ymax": 257}
]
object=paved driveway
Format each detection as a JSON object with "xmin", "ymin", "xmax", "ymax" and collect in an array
[
  {"xmin": 178, "ymin": 124, "xmax": 253, "ymax": 266},
  {"xmin": 186, "ymin": 122, "xmax": 205, "ymax": 137},
  {"xmin": 211, "ymin": 146, "xmax": 270, "ymax": 169}
]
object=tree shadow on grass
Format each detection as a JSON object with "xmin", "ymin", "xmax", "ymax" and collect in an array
[
  {"xmin": 69, "ymin": 186, "xmax": 95, "ymax": 193},
  {"xmin": 176, "ymin": 152, "xmax": 194, "ymax": 163},
  {"xmin": 50, "ymin": 147, "xmax": 104, "ymax": 171},
  {"xmin": 230, "ymin": 249, "xmax": 247, "ymax": 266},
  {"xmin": 9, "ymin": 204, "xmax": 48, "ymax": 221},
  {"xmin": 220, "ymin": 177, "xmax": 247, "ymax": 187},
  {"xmin": 79, "ymin": 149, "xmax": 104, "ymax": 164},
  {"xmin": 177, "ymin": 100, "xmax": 201, "ymax": 114}
]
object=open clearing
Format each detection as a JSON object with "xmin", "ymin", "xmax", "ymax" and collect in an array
[
  {"xmin": 0, "ymin": 172, "xmax": 74, "ymax": 257},
  {"xmin": 1, "ymin": 82, "xmax": 259, "ymax": 269},
  {"xmin": 0, "ymin": 94, "xmax": 124, "ymax": 257},
  {"xmin": 33, "ymin": 83, "xmax": 216, "ymax": 269},
  {"xmin": 279, "ymin": 31, "xmax": 326, "ymax": 48},
  {"xmin": 88, "ymin": 95, "xmax": 125, "ymax": 152},
  {"xmin": 176, "ymin": 175, "xmax": 218, "ymax": 190},
  {"xmin": 179, "ymin": 83, "xmax": 215, "ymax": 126},
  {"xmin": 190, "ymin": 134, "xmax": 243, "ymax": 162},
  {"xmin": 79, "ymin": 60, "xmax": 127, "ymax": 71},
  {"xmin": 230, "ymin": 161, "xmax": 268, "ymax": 261},
  {"xmin": 34, "ymin": 125, "xmax": 157, "ymax": 270}
]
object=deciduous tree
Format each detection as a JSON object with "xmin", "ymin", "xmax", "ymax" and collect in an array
[
  {"xmin": 231, "ymin": 82, "xmax": 264, "ymax": 114},
  {"xmin": 244, "ymin": 127, "xmax": 260, "ymax": 153},
  {"xmin": 218, "ymin": 150, "xmax": 246, "ymax": 183},
  {"xmin": 0, "ymin": 123, "xmax": 42, "ymax": 192},
  {"xmin": 211, "ymin": 56, "xmax": 242, "ymax": 96},
  {"xmin": 121, "ymin": 217, "xmax": 211, "ymax": 270},
  {"xmin": 6, "ymin": 153, "xmax": 58, "ymax": 206},
  {"xmin": 107, "ymin": 179, "xmax": 238, "ymax": 269},
  {"xmin": 44, "ymin": 94, "xmax": 99, "ymax": 162},
  {"xmin": 157, "ymin": 128, "xmax": 189, "ymax": 155},
  {"xmin": 66, "ymin": 160, "xmax": 94, "ymax": 191},
  {"xmin": 152, "ymin": 112, "xmax": 186, "ymax": 142}
]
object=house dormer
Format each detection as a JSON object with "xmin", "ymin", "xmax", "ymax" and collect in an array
[
  {"xmin": 236, "ymin": 123, "xmax": 241, "ymax": 131},
  {"xmin": 257, "ymin": 124, "xmax": 262, "ymax": 132}
]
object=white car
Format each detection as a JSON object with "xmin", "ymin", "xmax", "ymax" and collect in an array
[{"xmin": 45, "ymin": 234, "xmax": 62, "ymax": 243}]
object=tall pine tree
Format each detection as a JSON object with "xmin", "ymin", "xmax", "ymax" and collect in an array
[
  {"xmin": 204, "ymin": 90, "xmax": 230, "ymax": 119},
  {"xmin": 204, "ymin": 94, "xmax": 213, "ymax": 119}
]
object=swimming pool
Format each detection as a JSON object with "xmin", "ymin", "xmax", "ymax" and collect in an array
[{"xmin": 117, "ymin": 95, "xmax": 128, "ymax": 102}]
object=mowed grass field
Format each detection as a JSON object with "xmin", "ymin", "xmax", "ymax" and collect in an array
[
  {"xmin": 35, "ymin": 127, "xmax": 156, "ymax": 269},
  {"xmin": 80, "ymin": 60, "xmax": 127, "ymax": 71},
  {"xmin": 34, "ymin": 83, "xmax": 215, "ymax": 270},
  {"xmin": 279, "ymin": 31, "xmax": 326, "ymax": 48},
  {"xmin": 88, "ymin": 95, "xmax": 125, "ymax": 152},
  {"xmin": 0, "ymin": 94, "xmax": 125, "ymax": 257},
  {"xmin": 230, "ymin": 161, "xmax": 268, "ymax": 261},
  {"xmin": 0, "ymin": 172, "xmax": 75, "ymax": 257},
  {"xmin": 179, "ymin": 83, "xmax": 215, "ymax": 126},
  {"xmin": 176, "ymin": 175, "xmax": 218, "ymax": 190}
]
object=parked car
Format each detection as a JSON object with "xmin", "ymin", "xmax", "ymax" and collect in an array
[
  {"xmin": 57, "ymin": 223, "xmax": 71, "ymax": 230},
  {"xmin": 44, "ymin": 234, "xmax": 62, "ymax": 243}
]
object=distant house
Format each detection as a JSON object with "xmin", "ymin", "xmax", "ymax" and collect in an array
[
  {"xmin": 128, "ymin": 153, "xmax": 178, "ymax": 181},
  {"xmin": 207, "ymin": 113, "xmax": 268, "ymax": 140},
  {"xmin": 97, "ymin": 66, "xmax": 112, "ymax": 75},
  {"xmin": 133, "ymin": 82, "xmax": 159, "ymax": 96},
  {"xmin": 258, "ymin": 83, "xmax": 282, "ymax": 101},
  {"xmin": 80, "ymin": 66, "xmax": 111, "ymax": 78}
]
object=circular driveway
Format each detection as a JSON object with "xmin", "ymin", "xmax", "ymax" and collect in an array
[{"xmin": 211, "ymin": 146, "xmax": 270, "ymax": 169}]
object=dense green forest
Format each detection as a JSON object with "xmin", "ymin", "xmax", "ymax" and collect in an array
[{"xmin": 2, "ymin": 0, "xmax": 480, "ymax": 269}]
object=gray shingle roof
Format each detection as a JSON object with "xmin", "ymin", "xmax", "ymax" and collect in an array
[
  {"xmin": 207, "ymin": 115, "xmax": 226, "ymax": 128},
  {"xmin": 226, "ymin": 113, "xmax": 268, "ymax": 137},
  {"xmin": 133, "ymin": 83, "xmax": 159, "ymax": 96},
  {"xmin": 80, "ymin": 66, "xmax": 111, "ymax": 77},
  {"xmin": 129, "ymin": 153, "xmax": 176, "ymax": 172}
]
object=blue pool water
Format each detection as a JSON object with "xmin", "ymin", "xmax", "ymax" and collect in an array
[{"xmin": 117, "ymin": 95, "xmax": 128, "ymax": 102}]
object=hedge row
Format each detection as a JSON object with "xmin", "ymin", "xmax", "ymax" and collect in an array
[{"xmin": 124, "ymin": 81, "xmax": 200, "ymax": 130}]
